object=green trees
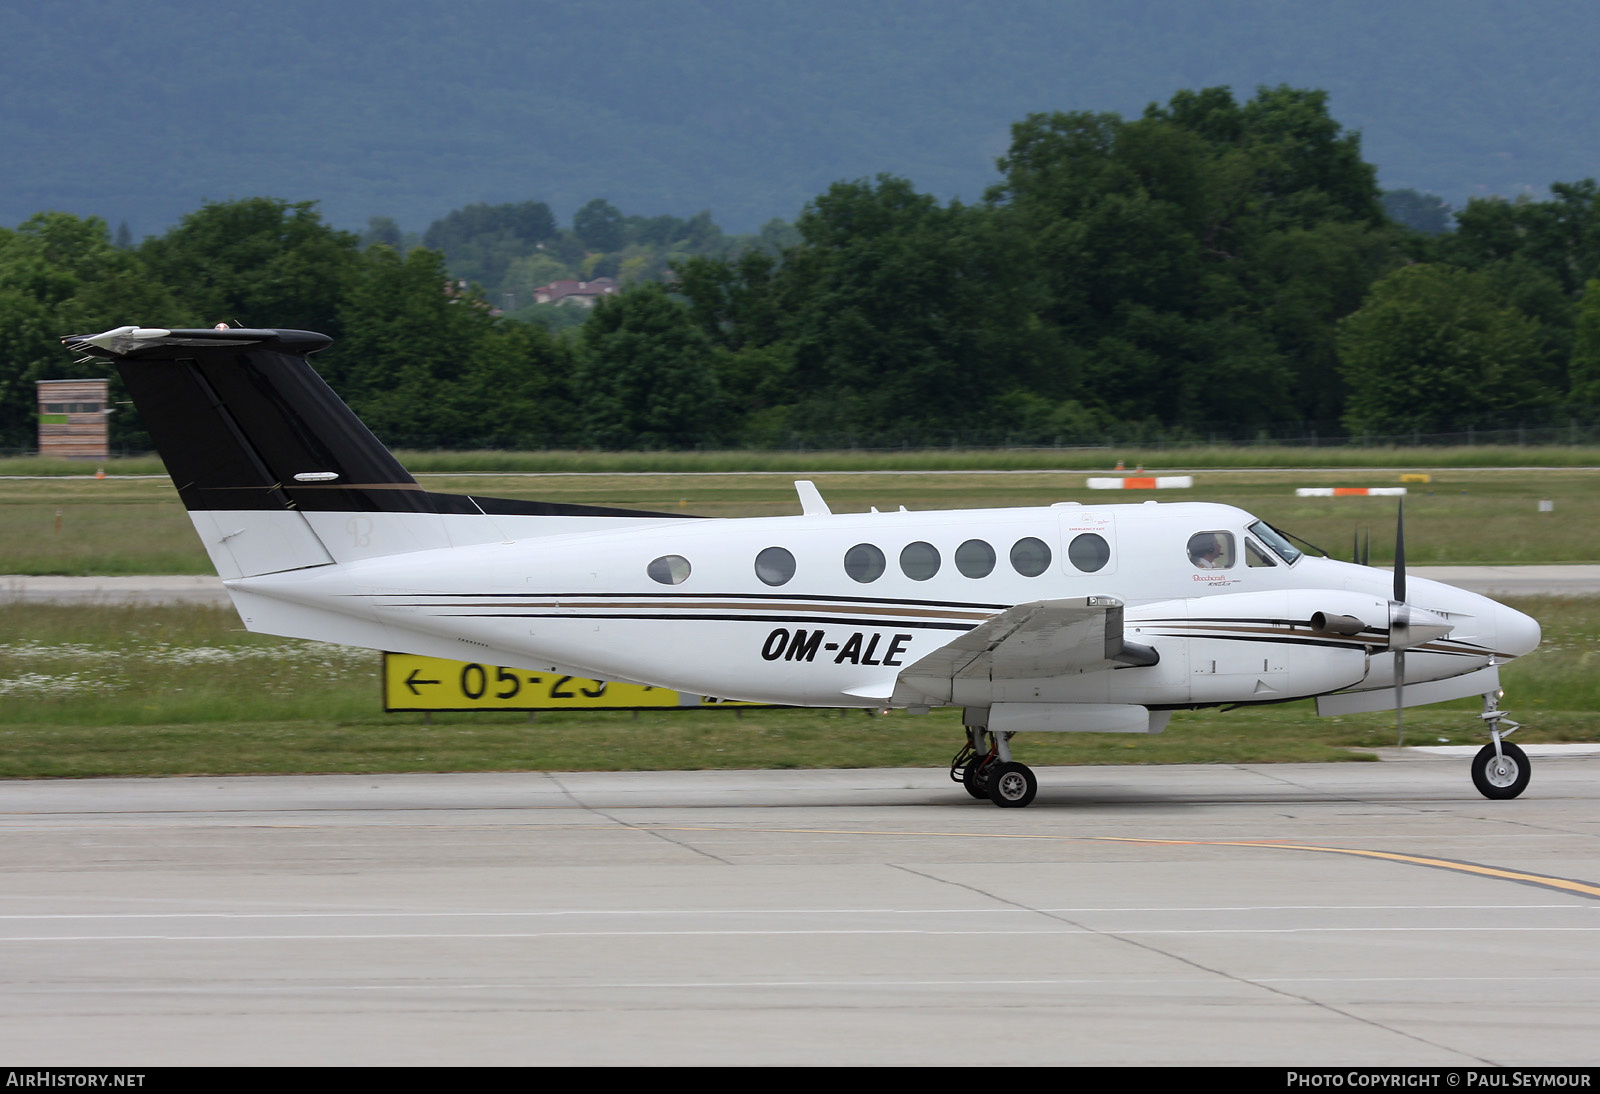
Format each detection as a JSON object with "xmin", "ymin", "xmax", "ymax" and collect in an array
[
  {"xmin": 1570, "ymin": 280, "xmax": 1600, "ymax": 406},
  {"xmin": 424, "ymin": 202, "xmax": 557, "ymax": 256},
  {"xmin": 780, "ymin": 177, "xmax": 1043, "ymax": 439},
  {"xmin": 1446, "ymin": 181, "xmax": 1600, "ymax": 299},
  {"xmin": 360, "ymin": 216, "xmax": 405, "ymax": 252},
  {"xmin": 575, "ymin": 283, "xmax": 720, "ymax": 448},
  {"xmin": 323, "ymin": 246, "xmax": 569, "ymax": 448},
  {"xmin": 1433, "ymin": 181, "xmax": 1600, "ymax": 407},
  {"xmin": 408, "ymin": 196, "xmax": 761, "ymax": 323},
  {"xmin": 137, "ymin": 198, "xmax": 360, "ymax": 337},
  {"xmin": 1382, "ymin": 189, "xmax": 1454, "ymax": 235},
  {"xmin": 986, "ymin": 86, "xmax": 1404, "ymax": 432},
  {"xmin": 1338, "ymin": 265, "xmax": 1549, "ymax": 434},
  {"xmin": 672, "ymin": 175, "xmax": 1054, "ymax": 444},
  {"xmin": 573, "ymin": 199, "xmax": 625, "ymax": 254},
  {"xmin": 421, "ymin": 201, "xmax": 558, "ymax": 300},
  {"xmin": 0, "ymin": 212, "xmax": 184, "ymax": 448}
]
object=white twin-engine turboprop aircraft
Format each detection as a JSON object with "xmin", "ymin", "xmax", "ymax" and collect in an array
[{"xmin": 65, "ymin": 325, "xmax": 1544, "ymax": 808}]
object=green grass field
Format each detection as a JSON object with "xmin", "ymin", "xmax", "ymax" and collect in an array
[{"xmin": 3, "ymin": 465, "xmax": 1598, "ymax": 573}]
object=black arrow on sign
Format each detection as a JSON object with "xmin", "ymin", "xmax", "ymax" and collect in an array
[{"xmin": 405, "ymin": 669, "xmax": 440, "ymax": 695}]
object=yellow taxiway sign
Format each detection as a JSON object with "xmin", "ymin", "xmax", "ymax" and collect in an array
[{"xmin": 382, "ymin": 653, "xmax": 769, "ymax": 712}]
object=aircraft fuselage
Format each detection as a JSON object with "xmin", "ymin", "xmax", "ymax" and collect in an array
[{"xmin": 225, "ymin": 500, "xmax": 1539, "ymax": 714}]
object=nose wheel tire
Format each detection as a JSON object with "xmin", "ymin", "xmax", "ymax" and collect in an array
[
  {"xmin": 1471, "ymin": 741, "xmax": 1530, "ymax": 800},
  {"xmin": 986, "ymin": 761, "xmax": 1037, "ymax": 808}
]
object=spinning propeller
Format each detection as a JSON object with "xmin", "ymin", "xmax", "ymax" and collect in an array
[
  {"xmin": 1386, "ymin": 501, "xmax": 1453, "ymax": 745},
  {"xmin": 1393, "ymin": 503, "xmax": 1408, "ymax": 746}
]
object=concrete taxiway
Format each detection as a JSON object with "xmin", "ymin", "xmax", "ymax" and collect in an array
[{"xmin": 2, "ymin": 757, "xmax": 1597, "ymax": 1066}]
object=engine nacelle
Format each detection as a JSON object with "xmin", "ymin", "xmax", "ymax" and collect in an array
[
  {"xmin": 1126, "ymin": 588, "xmax": 1381, "ymax": 706},
  {"xmin": 949, "ymin": 589, "xmax": 1380, "ymax": 709}
]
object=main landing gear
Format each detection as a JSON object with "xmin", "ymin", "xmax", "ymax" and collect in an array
[
  {"xmin": 950, "ymin": 722, "xmax": 1037, "ymax": 808},
  {"xmin": 1470, "ymin": 688, "xmax": 1529, "ymax": 800}
]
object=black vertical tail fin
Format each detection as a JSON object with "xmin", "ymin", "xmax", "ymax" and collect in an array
[
  {"xmin": 61, "ymin": 325, "xmax": 696, "ymax": 576},
  {"xmin": 63, "ymin": 326, "xmax": 429, "ymax": 515}
]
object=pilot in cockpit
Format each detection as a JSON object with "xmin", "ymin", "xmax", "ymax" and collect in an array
[{"xmin": 1188, "ymin": 532, "xmax": 1233, "ymax": 569}]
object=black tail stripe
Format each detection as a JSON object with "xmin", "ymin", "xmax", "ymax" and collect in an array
[{"xmin": 106, "ymin": 332, "xmax": 692, "ymax": 519}]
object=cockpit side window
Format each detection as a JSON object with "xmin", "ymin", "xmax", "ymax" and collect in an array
[
  {"xmin": 1245, "ymin": 538, "xmax": 1277, "ymax": 567},
  {"xmin": 1187, "ymin": 531, "xmax": 1235, "ymax": 570},
  {"xmin": 1248, "ymin": 520, "xmax": 1302, "ymax": 564}
]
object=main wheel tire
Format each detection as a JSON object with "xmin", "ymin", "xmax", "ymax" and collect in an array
[
  {"xmin": 1471, "ymin": 741, "xmax": 1530, "ymax": 800},
  {"xmin": 986, "ymin": 761, "xmax": 1037, "ymax": 808},
  {"xmin": 961, "ymin": 759, "xmax": 989, "ymax": 800}
]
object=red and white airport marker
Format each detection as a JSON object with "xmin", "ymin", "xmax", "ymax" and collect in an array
[
  {"xmin": 1294, "ymin": 487, "xmax": 1408, "ymax": 497},
  {"xmin": 1086, "ymin": 476, "xmax": 1194, "ymax": 490}
]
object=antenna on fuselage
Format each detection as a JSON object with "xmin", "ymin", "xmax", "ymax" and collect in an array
[
  {"xmin": 467, "ymin": 493, "xmax": 516, "ymax": 544},
  {"xmin": 1353, "ymin": 527, "xmax": 1372, "ymax": 566}
]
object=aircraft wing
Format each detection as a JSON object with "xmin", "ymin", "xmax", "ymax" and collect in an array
[{"xmin": 890, "ymin": 595, "xmax": 1156, "ymax": 705}]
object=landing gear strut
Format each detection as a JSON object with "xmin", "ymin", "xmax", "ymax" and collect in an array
[
  {"xmin": 1471, "ymin": 688, "xmax": 1529, "ymax": 800},
  {"xmin": 950, "ymin": 729, "xmax": 991, "ymax": 799},
  {"xmin": 949, "ymin": 719, "xmax": 1037, "ymax": 808}
]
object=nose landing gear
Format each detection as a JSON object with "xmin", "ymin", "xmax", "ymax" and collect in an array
[{"xmin": 1470, "ymin": 689, "xmax": 1529, "ymax": 800}]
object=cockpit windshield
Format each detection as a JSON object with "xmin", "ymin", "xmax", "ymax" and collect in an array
[{"xmin": 1247, "ymin": 520, "xmax": 1302, "ymax": 564}]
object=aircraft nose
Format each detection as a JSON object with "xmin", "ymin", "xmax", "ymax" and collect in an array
[{"xmin": 1494, "ymin": 602, "xmax": 1542, "ymax": 659}]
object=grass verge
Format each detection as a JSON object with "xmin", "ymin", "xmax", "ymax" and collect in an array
[{"xmin": 5, "ymin": 466, "xmax": 1599, "ymax": 573}]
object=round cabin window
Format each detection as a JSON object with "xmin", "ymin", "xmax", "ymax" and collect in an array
[
  {"xmin": 1010, "ymin": 536, "xmax": 1052, "ymax": 577},
  {"xmin": 844, "ymin": 543, "xmax": 886, "ymax": 583},
  {"xmin": 755, "ymin": 546, "xmax": 797, "ymax": 586},
  {"xmin": 899, "ymin": 541, "xmax": 941, "ymax": 581},
  {"xmin": 647, "ymin": 554, "xmax": 691, "ymax": 585},
  {"xmin": 1068, "ymin": 533, "xmax": 1110, "ymax": 573},
  {"xmin": 955, "ymin": 539, "xmax": 996, "ymax": 578}
]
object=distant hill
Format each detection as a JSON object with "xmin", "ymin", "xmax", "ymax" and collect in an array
[{"xmin": 3, "ymin": 0, "xmax": 1597, "ymax": 236}]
